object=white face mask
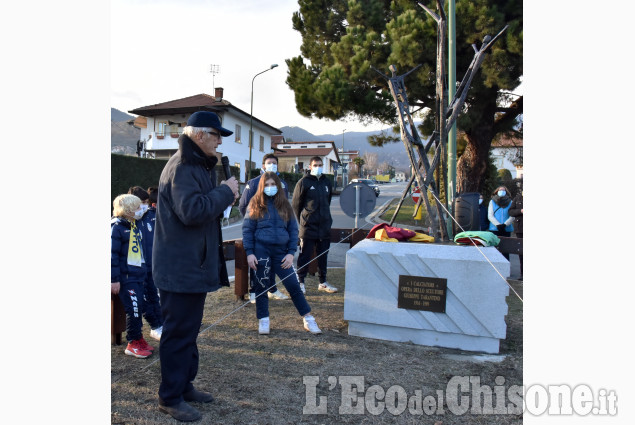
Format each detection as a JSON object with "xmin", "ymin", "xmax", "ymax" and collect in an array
[
  {"xmin": 311, "ymin": 166, "xmax": 323, "ymax": 177},
  {"xmin": 264, "ymin": 163, "xmax": 277, "ymax": 173},
  {"xmin": 497, "ymin": 190, "xmax": 506, "ymax": 197},
  {"xmin": 140, "ymin": 204, "xmax": 149, "ymax": 214},
  {"xmin": 133, "ymin": 209, "xmax": 144, "ymax": 220},
  {"xmin": 264, "ymin": 186, "xmax": 278, "ymax": 197},
  {"xmin": 479, "ymin": 199, "xmax": 483, "ymax": 205}
]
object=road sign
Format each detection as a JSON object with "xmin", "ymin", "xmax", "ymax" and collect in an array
[{"xmin": 411, "ymin": 188, "xmax": 421, "ymax": 204}]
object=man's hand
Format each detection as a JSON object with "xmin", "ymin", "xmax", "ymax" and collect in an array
[
  {"xmin": 281, "ymin": 254, "xmax": 294, "ymax": 269},
  {"xmin": 221, "ymin": 177, "xmax": 240, "ymax": 199},
  {"xmin": 247, "ymin": 254, "xmax": 258, "ymax": 271},
  {"xmin": 112, "ymin": 282, "xmax": 120, "ymax": 295}
]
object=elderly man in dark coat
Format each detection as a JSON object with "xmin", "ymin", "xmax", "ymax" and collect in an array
[{"xmin": 153, "ymin": 111, "xmax": 239, "ymax": 422}]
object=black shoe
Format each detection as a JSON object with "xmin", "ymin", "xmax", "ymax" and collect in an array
[
  {"xmin": 183, "ymin": 388, "xmax": 215, "ymax": 403},
  {"xmin": 158, "ymin": 401, "xmax": 202, "ymax": 422}
]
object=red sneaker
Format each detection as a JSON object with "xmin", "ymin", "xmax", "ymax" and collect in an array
[
  {"xmin": 125, "ymin": 340, "xmax": 152, "ymax": 358},
  {"xmin": 138, "ymin": 337, "xmax": 154, "ymax": 351}
]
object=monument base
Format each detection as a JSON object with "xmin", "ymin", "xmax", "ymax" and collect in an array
[{"xmin": 344, "ymin": 239, "xmax": 510, "ymax": 354}]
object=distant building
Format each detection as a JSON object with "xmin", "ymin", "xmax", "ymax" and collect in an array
[
  {"xmin": 272, "ymin": 138, "xmax": 341, "ymax": 175},
  {"xmin": 491, "ymin": 135, "xmax": 523, "ymax": 179},
  {"xmin": 128, "ymin": 88, "xmax": 281, "ymax": 182}
]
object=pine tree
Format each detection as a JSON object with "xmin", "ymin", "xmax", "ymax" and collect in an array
[{"xmin": 286, "ymin": 0, "xmax": 522, "ymax": 192}]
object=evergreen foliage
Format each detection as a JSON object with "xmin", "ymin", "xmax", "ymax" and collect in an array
[{"xmin": 286, "ymin": 0, "xmax": 522, "ymax": 193}]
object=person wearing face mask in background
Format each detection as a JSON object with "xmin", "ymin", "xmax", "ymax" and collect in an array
[
  {"xmin": 242, "ymin": 172, "xmax": 322, "ymax": 335},
  {"xmin": 292, "ymin": 157, "xmax": 337, "ymax": 294},
  {"xmin": 508, "ymin": 183, "xmax": 524, "ymax": 280},
  {"xmin": 488, "ymin": 185, "xmax": 515, "ymax": 260},
  {"xmin": 239, "ymin": 153, "xmax": 290, "ymax": 302},
  {"xmin": 478, "ymin": 193, "xmax": 489, "ymax": 231},
  {"xmin": 128, "ymin": 186, "xmax": 164, "ymax": 340},
  {"xmin": 111, "ymin": 194, "xmax": 154, "ymax": 359}
]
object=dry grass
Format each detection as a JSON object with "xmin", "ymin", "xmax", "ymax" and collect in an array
[{"xmin": 112, "ymin": 270, "xmax": 523, "ymax": 424}]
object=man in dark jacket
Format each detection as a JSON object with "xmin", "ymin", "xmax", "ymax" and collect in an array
[
  {"xmin": 239, "ymin": 153, "xmax": 290, "ymax": 302},
  {"xmin": 292, "ymin": 156, "xmax": 337, "ymax": 294},
  {"xmin": 153, "ymin": 111, "xmax": 239, "ymax": 422}
]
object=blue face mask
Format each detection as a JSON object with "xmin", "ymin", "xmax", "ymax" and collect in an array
[
  {"xmin": 264, "ymin": 186, "xmax": 278, "ymax": 197},
  {"xmin": 311, "ymin": 166, "xmax": 323, "ymax": 177},
  {"xmin": 497, "ymin": 190, "xmax": 506, "ymax": 197}
]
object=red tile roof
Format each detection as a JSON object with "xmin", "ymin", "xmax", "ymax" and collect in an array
[
  {"xmin": 128, "ymin": 93, "xmax": 281, "ymax": 135},
  {"xmin": 492, "ymin": 135, "xmax": 523, "ymax": 148},
  {"xmin": 276, "ymin": 147, "xmax": 335, "ymax": 157}
]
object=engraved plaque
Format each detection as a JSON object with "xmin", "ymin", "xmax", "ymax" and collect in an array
[{"xmin": 397, "ymin": 275, "xmax": 447, "ymax": 313}]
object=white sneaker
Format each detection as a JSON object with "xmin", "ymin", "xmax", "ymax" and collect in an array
[
  {"xmin": 150, "ymin": 326, "xmax": 163, "ymax": 341},
  {"xmin": 258, "ymin": 317, "xmax": 270, "ymax": 335},
  {"xmin": 249, "ymin": 292, "xmax": 256, "ymax": 304},
  {"xmin": 268, "ymin": 289, "xmax": 289, "ymax": 300},
  {"xmin": 299, "ymin": 283, "xmax": 306, "ymax": 294},
  {"xmin": 318, "ymin": 282, "xmax": 338, "ymax": 293},
  {"xmin": 303, "ymin": 315, "xmax": 322, "ymax": 334}
]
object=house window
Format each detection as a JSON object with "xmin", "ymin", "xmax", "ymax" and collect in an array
[
  {"xmin": 259, "ymin": 135, "xmax": 264, "ymax": 152},
  {"xmin": 283, "ymin": 145, "xmax": 291, "ymax": 148},
  {"xmin": 317, "ymin": 145, "xmax": 326, "ymax": 148},
  {"xmin": 235, "ymin": 124, "xmax": 241, "ymax": 143},
  {"xmin": 156, "ymin": 121, "xmax": 167, "ymax": 137},
  {"xmin": 301, "ymin": 146, "xmax": 307, "ymax": 148}
]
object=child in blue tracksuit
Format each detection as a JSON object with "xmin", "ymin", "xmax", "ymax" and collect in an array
[
  {"xmin": 128, "ymin": 186, "xmax": 164, "ymax": 340},
  {"xmin": 242, "ymin": 172, "xmax": 322, "ymax": 335},
  {"xmin": 111, "ymin": 194, "xmax": 154, "ymax": 358}
]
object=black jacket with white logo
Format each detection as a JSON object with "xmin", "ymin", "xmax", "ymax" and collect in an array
[{"xmin": 292, "ymin": 172, "xmax": 333, "ymax": 239}]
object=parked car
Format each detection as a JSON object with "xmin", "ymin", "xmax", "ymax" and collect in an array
[{"xmin": 350, "ymin": 178, "xmax": 380, "ymax": 197}]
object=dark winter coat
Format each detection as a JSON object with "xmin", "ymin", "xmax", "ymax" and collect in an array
[
  {"xmin": 291, "ymin": 172, "xmax": 333, "ymax": 239},
  {"xmin": 111, "ymin": 217, "xmax": 147, "ymax": 283},
  {"xmin": 238, "ymin": 172, "xmax": 289, "ymax": 216},
  {"xmin": 242, "ymin": 198, "xmax": 298, "ymax": 257},
  {"xmin": 152, "ymin": 134, "xmax": 235, "ymax": 293},
  {"xmin": 140, "ymin": 206, "xmax": 156, "ymax": 270},
  {"xmin": 479, "ymin": 203, "xmax": 489, "ymax": 231},
  {"xmin": 508, "ymin": 194, "xmax": 523, "ymax": 235}
]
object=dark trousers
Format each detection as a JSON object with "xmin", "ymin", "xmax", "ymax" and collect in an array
[
  {"xmin": 296, "ymin": 238, "xmax": 330, "ymax": 283},
  {"xmin": 158, "ymin": 290, "xmax": 207, "ymax": 406},
  {"xmin": 117, "ymin": 280, "xmax": 145, "ymax": 342},
  {"xmin": 516, "ymin": 232, "xmax": 523, "ymax": 277},
  {"xmin": 252, "ymin": 244, "xmax": 311, "ymax": 320},
  {"xmin": 143, "ymin": 273, "xmax": 163, "ymax": 329},
  {"xmin": 493, "ymin": 230, "xmax": 511, "ymax": 260}
]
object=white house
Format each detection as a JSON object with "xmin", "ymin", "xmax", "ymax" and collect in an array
[
  {"xmin": 129, "ymin": 88, "xmax": 282, "ymax": 182},
  {"xmin": 491, "ymin": 135, "xmax": 523, "ymax": 179},
  {"xmin": 272, "ymin": 139, "xmax": 341, "ymax": 175}
]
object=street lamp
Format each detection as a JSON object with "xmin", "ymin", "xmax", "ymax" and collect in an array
[{"xmin": 247, "ymin": 64, "xmax": 278, "ymax": 182}]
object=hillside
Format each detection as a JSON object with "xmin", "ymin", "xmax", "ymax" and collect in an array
[{"xmin": 111, "ymin": 108, "xmax": 139, "ymax": 154}]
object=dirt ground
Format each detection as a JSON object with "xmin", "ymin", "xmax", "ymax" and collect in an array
[{"xmin": 111, "ymin": 269, "xmax": 523, "ymax": 424}]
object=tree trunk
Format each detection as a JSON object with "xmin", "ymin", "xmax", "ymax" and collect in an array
[{"xmin": 456, "ymin": 98, "xmax": 496, "ymax": 193}]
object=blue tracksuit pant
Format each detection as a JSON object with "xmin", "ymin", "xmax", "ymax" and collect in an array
[
  {"xmin": 252, "ymin": 243, "xmax": 310, "ymax": 320},
  {"xmin": 117, "ymin": 279, "xmax": 145, "ymax": 342}
]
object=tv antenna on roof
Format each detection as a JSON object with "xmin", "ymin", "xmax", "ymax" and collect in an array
[{"xmin": 210, "ymin": 64, "xmax": 220, "ymax": 91}]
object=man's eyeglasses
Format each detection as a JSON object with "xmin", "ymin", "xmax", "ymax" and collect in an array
[{"xmin": 206, "ymin": 131, "xmax": 221, "ymax": 138}]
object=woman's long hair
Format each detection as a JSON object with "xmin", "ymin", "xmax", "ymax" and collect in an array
[{"xmin": 247, "ymin": 172, "xmax": 294, "ymax": 222}]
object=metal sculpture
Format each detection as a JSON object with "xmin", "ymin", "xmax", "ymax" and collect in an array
[{"xmin": 372, "ymin": 0, "xmax": 507, "ymax": 241}]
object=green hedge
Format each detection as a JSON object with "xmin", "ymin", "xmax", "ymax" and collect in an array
[{"xmin": 111, "ymin": 154, "xmax": 241, "ymax": 213}]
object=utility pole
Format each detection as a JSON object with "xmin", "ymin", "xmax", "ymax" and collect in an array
[{"xmin": 447, "ymin": 0, "xmax": 457, "ymax": 239}]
